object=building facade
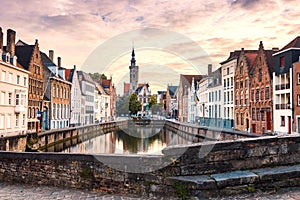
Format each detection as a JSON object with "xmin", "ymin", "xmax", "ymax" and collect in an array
[
  {"xmin": 166, "ymin": 86, "xmax": 178, "ymax": 118},
  {"xmin": 273, "ymin": 36, "xmax": 300, "ymax": 134},
  {"xmin": 94, "ymin": 82, "xmax": 110, "ymax": 123},
  {"xmin": 78, "ymin": 71, "xmax": 95, "ymax": 125},
  {"xmin": 65, "ymin": 65, "xmax": 81, "ymax": 127},
  {"xmin": 0, "ymin": 28, "xmax": 29, "ymax": 136},
  {"xmin": 249, "ymin": 42, "xmax": 276, "ymax": 134},
  {"xmin": 234, "ymin": 49, "xmax": 258, "ymax": 131},
  {"xmin": 42, "ymin": 53, "xmax": 71, "ymax": 129},
  {"xmin": 178, "ymin": 74, "xmax": 203, "ymax": 122},
  {"xmin": 220, "ymin": 51, "xmax": 241, "ymax": 128},
  {"xmin": 16, "ymin": 37, "xmax": 44, "ymax": 133}
]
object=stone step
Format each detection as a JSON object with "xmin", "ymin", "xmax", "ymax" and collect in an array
[{"xmin": 166, "ymin": 164, "xmax": 300, "ymax": 190}]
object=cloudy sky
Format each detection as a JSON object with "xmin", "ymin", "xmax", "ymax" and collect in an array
[{"xmin": 1, "ymin": 0, "xmax": 299, "ymax": 94}]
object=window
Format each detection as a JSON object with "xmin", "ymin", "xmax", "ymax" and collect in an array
[
  {"xmin": 7, "ymin": 115, "xmax": 11, "ymax": 128},
  {"xmin": 8, "ymin": 93, "xmax": 12, "ymax": 105},
  {"xmin": 0, "ymin": 114, "xmax": 4, "ymax": 129},
  {"xmin": 8, "ymin": 73, "xmax": 12, "ymax": 83},
  {"xmin": 256, "ymin": 109, "xmax": 260, "ymax": 120},
  {"xmin": 227, "ymin": 67, "xmax": 229, "ymax": 75},
  {"xmin": 53, "ymin": 85, "xmax": 56, "ymax": 98},
  {"xmin": 240, "ymin": 61, "xmax": 244, "ymax": 74},
  {"xmin": 259, "ymin": 69, "xmax": 262, "ymax": 82},
  {"xmin": 1, "ymin": 92, "xmax": 5, "ymax": 105},
  {"xmin": 16, "ymin": 94, "xmax": 20, "ymax": 105},
  {"xmin": 252, "ymin": 108, "xmax": 255, "ymax": 120},
  {"xmin": 22, "ymin": 114, "xmax": 25, "ymax": 126},
  {"xmin": 224, "ymin": 93, "xmax": 226, "ymax": 103},
  {"xmin": 1, "ymin": 71, "xmax": 6, "ymax": 81},
  {"xmin": 231, "ymin": 91, "xmax": 233, "ymax": 102},
  {"xmin": 15, "ymin": 114, "xmax": 19, "ymax": 127},
  {"xmin": 245, "ymin": 79, "xmax": 248, "ymax": 87},
  {"xmin": 298, "ymin": 73, "xmax": 300, "ymax": 84},
  {"xmin": 240, "ymin": 81, "xmax": 243, "ymax": 89},
  {"xmin": 281, "ymin": 116, "xmax": 285, "ymax": 126},
  {"xmin": 261, "ymin": 111, "xmax": 265, "ymax": 121},
  {"xmin": 231, "ymin": 77, "xmax": 233, "ymax": 88},
  {"xmin": 236, "ymin": 113, "xmax": 239, "ymax": 125},
  {"xmin": 17, "ymin": 75, "xmax": 20, "ymax": 84},
  {"xmin": 280, "ymin": 56, "xmax": 285, "ymax": 68},
  {"xmin": 223, "ymin": 79, "xmax": 226, "ymax": 88},
  {"xmin": 241, "ymin": 113, "xmax": 244, "ymax": 125},
  {"xmin": 251, "ymin": 89, "xmax": 254, "ymax": 101},
  {"xmin": 235, "ymin": 81, "xmax": 239, "ymax": 90},
  {"xmin": 260, "ymin": 89, "xmax": 264, "ymax": 101},
  {"xmin": 256, "ymin": 89, "xmax": 259, "ymax": 101},
  {"xmin": 24, "ymin": 77, "xmax": 27, "ymax": 86},
  {"xmin": 298, "ymin": 95, "xmax": 300, "ymax": 106},
  {"xmin": 266, "ymin": 87, "xmax": 269, "ymax": 99}
]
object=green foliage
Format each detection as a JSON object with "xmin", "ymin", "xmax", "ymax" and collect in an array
[
  {"xmin": 80, "ymin": 168, "xmax": 94, "ymax": 179},
  {"xmin": 173, "ymin": 182, "xmax": 190, "ymax": 200},
  {"xmin": 116, "ymin": 96, "xmax": 130, "ymax": 115},
  {"xmin": 129, "ymin": 93, "xmax": 142, "ymax": 115},
  {"xmin": 247, "ymin": 185, "xmax": 255, "ymax": 193},
  {"xmin": 89, "ymin": 73, "xmax": 107, "ymax": 82},
  {"xmin": 149, "ymin": 95, "xmax": 157, "ymax": 108}
]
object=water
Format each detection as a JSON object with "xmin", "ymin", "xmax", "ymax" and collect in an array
[{"xmin": 44, "ymin": 127, "xmax": 202, "ymax": 154}]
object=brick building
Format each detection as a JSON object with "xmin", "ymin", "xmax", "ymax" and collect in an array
[
  {"xmin": 15, "ymin": 38, "xmax": 44, "ymax": 133},
  {"xmin": 234, "ymin": 49, "xmax": 258, "ymax": 131},
  {"xmin": 249, "ymin": 42, "xmax": 277, "ymax": 134}
]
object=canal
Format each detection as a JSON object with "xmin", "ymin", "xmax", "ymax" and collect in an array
[{"xmin": 42, "ymin": 126, "xmax": 202, "ymax": 154}]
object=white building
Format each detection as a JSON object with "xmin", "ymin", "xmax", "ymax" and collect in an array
[
  {"xmin": 94, "ymin": 82, "xmax": 110, "ymax": 123},
  {"xmin": 135, "ymin": 84, "xmax": 151, "ymax": 113},
  {"xmin": 197, "ymin": 76, "xmax": 211, "ymax": 125},
  {"xmin": 187, "ymin": 77, "xmax": 197, "ymax": 123},
  {"xmin": 77, "ymin": 71, "xmax": 95, "ymax": 125},
  {"xmin": 220, "ymin": 51, "xmax": 240, "ymax": 128},
  {"xmin": 0, "ymin": 29, "xmax": 29, "ymax": 136},
  {"xmin": 65, "ymin": 66, "xmax": 81, "ymax": 127}
]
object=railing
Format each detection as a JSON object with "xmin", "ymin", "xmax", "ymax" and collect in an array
[
  {"xmin": 275, "ymin": 83, "xmax": 290, "ymax": 90},
  {"xmin": 275, "ymin": 103, "xmax": 291, "ymax": 110}
]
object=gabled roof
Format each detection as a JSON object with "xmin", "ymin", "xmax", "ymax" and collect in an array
[
  {"xmin": 220, "ymin": 50, "xmax": 258, "ymax": 65},
  {"xmin": 77, "ymin": 71, "xmax": 94, "ymax": 84},
  {"xmin": 181, "ymin": 74, "xmax": 203, "ymax": 85},
  {"xmin": 95, "ymin": 81, "xmax": 108, "ymax": 95},
  {"xmin": 15, "ymin": 45, "xmax": 35, "ymax": 70},
  {"xmin": 244, "ymin": 52, "xmax": 258, "ymax": 70},
  {"xmin": 101, "ymin": 79, "xmax": 111, "ymax": 89},
  {"xmin": 280, "ymin": 36, "xmax": 300, "ymax": 51},
  {"xmin": 168, "ymin": 86, "xmax": 178, "ymax": 96},
  {"xmin": 135, "ymin": 83, "xmax": 149, "ymax": 94},
  {"xmin": 16, "ymin": 40, "xmax": 28, "ymax": 46},
  {"xmin": 40, "ymin": 51, "xmax": 56, "ymax": 67},
  {"xmin": 265, "ymin": 50, "xmax": 275, "ymax": 75}
]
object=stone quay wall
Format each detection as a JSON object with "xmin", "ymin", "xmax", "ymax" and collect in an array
[
  {"xmin": 165, "ymin": 120, "xmax": 261, "ymax": 141},
  {"xmin": 0, "ymin": 134, "xmax": 27, "ymax": 152},
  {"xmin": 0, "ymin": 135, "xmax": 299, "ymax": 198}
]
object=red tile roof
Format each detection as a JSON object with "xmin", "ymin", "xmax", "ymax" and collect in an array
[{"xmin": 280, "ymin": 36, "xmax": 300, "ymax": 51}]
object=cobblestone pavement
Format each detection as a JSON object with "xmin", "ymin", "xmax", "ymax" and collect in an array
[{"xmin": 0, "ymin": 182, "xmax": 299, "ymax": 200}]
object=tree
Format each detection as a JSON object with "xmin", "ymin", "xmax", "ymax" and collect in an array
[
  {"xmin": 129, "ymin": 93, "xmax": 142, "ymax": 115},
  {"xmin": 89, "ymin": 73, "xmax": 107, "ymax": 82},
  {"xmin": 116, "ymin": 96, "xmax": 129, "ymax": 116},
  {"xmin": 149, "ymin": 95, "xmax": 157, "ymax": 109}
]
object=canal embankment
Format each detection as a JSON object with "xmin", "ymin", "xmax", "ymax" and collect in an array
[{"xmin": 0, "ymin": 134, "xmax": 299, "ymax": 198}]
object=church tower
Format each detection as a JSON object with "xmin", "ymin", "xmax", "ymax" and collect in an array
[{"xmin": 129, "ymin": 47, "xmax": 139, "ymax": 94}]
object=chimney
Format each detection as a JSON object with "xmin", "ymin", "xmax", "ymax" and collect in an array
[
  {"xmin": 56, "ymin": 57, "xmax": 61, "ymax": 77},
  {"xmin": 0, "ymin": 27, "xmax": 3, "ymax": 51},
  {"xmin": 208, "ymin": 64, "xmax": 212, "ymax": 76},
  {"xmin": 57, "ymin": 57, "xmax": 61, "ymax": 67},
  {"xmin": 7, "ymin": 29, "xmax": 16, "ymax": 57},
  {"xmin": 49, "ymin": 50, "xmax": 54, "ymax": 62}
]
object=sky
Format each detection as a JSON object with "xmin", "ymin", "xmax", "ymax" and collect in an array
[{"xmin": 0, "ymin": 0, "xmax": 299, "ymax": 94}]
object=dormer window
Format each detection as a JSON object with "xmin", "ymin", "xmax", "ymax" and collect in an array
[
  {"xmin": 6, "ymin": 53, "xmax": 10, "ymax": 63},
  {"xmin": 280, "ymin": 56, "xmax": 285, "ymax": 68}
]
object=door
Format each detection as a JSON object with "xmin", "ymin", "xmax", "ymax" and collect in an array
[
  {"xmin": 267, "ymin": 111, "xmax": 271, "ymax": 130},
  {"xmin": 298, "ymin": 117, "xmax": 300, "ymax": 133},
  {"xmin": 252, "ymin": 124, "xmax": 256, "ymax": 133},
  {"xmin": 288, "ymin": 116, "xmax": 291, "ymax": 134}
]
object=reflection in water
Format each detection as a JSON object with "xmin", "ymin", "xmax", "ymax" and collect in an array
[{"xmin": 46, "ymin": 127, "xmax": 201, "ymax": 155}]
